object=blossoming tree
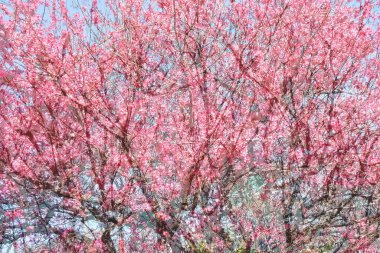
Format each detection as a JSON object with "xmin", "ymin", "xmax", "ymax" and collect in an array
[{"xmin": 0, "ymin": 0, "xmax": 379, "ymax": 252}]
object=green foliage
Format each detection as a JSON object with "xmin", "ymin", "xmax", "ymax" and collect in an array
[
  {"xmin": 235, "ymin": 246, "xmax": 248, "ymax": 253},
  {"xmin": 316, "ymin": 241, "xmax": 335, "ymax": 252},
  {"xmin": 194, "ymin": 242, "xmax": 211, "ymax": 253}
]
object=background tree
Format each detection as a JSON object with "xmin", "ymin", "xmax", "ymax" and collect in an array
[{"xmin": 0, "ymin": 0, "xmax": 379, "ymax": 252}]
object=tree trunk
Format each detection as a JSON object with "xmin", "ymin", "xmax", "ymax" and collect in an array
[{"xmin": 101, "ymin": 228, "xmax": 116, "ymax": 253}]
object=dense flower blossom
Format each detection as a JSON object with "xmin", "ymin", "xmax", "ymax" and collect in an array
[{"xmin": 0, "ymin": 0, "xmax": 379, "ymax": 252}]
